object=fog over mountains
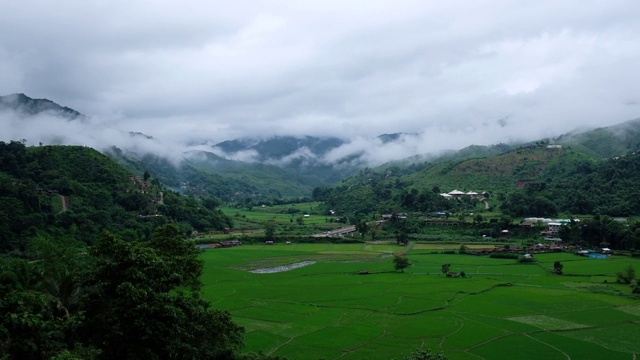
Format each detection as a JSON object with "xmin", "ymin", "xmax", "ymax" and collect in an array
[
  {"xmin": 1, "ymin": 93, "xmax": 639, "ymax": 176},
  {"xmin": 0, "ymin": 93, "xmax": 489, "ymax": 168}
]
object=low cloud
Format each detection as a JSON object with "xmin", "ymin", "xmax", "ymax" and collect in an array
[
  {"xmin": 0, "ymin": 109, "xmax": 186, "ymax": 165},
  {"xmin": 1, "ymin": 1, "xmax": 638, "ymax": 147}
]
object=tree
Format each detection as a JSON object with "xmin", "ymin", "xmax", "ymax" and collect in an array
[
  {"xmin": 617, "ymin": 265, "xmax": 636, "ymax": 284},
  {"xmin": 79, "ymin": 231, "xmax": 245, "ymax": 359},
  {"xmin": 356, "ymin": 221, "xmax": 369, "ymax": 240},
  {"xmin": 264, "ymin": 221, "xmax": 276, "ymax": 241},
  {"xmin": 393, "ymin": 255, "xmax": 410, "ymax": 272},
  {"xmin": 458, "ymin": 244, "xmax": 467, "ymax": 254},
  {"xmin": 552, "ymin": 261, "xmax": 563, "ymax": 275},
  {"xmin": 396, "ymin": 230, "xmax": 409, "ymax": 245},
  {"xmin": 441, "ymin": 264, "xmax": 451, "ymax": 275}
]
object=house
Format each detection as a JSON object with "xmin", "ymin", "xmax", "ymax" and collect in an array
[
  {"xmin": 430, "ymin": 211, "xmax": 449, "ymax": 218},
  {"xmin": 447, "ymin": 190, "xmax": 466, "ymax": 198},
  {"xmin": 381, "ymin": 213, "xmax": 407, "ymax": 220},
  {"xmin": 544, "ymin": 222, "xmax": 562, "ymax": 235},
  {"xmin": 441, "ymin": 190, "xmax": 487, "ymax": 200}
]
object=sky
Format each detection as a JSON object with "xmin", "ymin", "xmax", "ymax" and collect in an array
[{"xmin": 1, "ymin": 0, "xmax": 640, "ymax": 163}]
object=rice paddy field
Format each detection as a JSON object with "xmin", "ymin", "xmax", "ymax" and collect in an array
[{"xmin": 200, "ymin": 243, "xmax": 640, "ymax": 360}]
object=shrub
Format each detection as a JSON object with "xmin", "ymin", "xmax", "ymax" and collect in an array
[{"xmin": 518, "ymin": 256, "xmax": 536, "ymax": 263}]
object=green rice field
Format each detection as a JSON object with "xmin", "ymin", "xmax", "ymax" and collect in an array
[{"xmin": 200, "ymin": 243, "xmax": 640, "ymax": 359}]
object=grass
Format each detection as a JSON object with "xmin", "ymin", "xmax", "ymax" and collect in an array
[{"xmin": 200, "ymin": 244, "xmax": 640, "ymax": 359}]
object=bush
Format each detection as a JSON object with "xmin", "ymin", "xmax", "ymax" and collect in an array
[{"xmin": 518, "ymin": 256, "xmax": 536, "ymax": 263}]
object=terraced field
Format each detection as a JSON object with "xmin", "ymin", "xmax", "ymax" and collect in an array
[{"xmin": 200, "ymin": 243, "xmax": 640, "ymax": 359}]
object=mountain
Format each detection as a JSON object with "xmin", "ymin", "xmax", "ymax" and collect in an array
[
  {"xmin": 215, "ymin": 135, "xmax": 346, "ymax": 160},
  {"xmin": 377, "ymin": 132, "xmax": 419, "ymax": 144},
  {"xmin": 554, "ymin": 118, "xmax": 640, "ymax": 159},
  {"xmin": 4, "ymin": 93, "xmax": 640, "ymax": 205},
  {"xmin": 211, "ymin": 135, "xmax": 358, "ymax": 184},
  {"xmin": 0, "ymin": 141, "xmax": 232, "ymax": 253},
  {"xmin": 106, "ymin": 147, "xmax": 315, "ymax": 201},
  {"xmin": 0, "ymin": 93, "xmax": 83, "ymax": 119}
]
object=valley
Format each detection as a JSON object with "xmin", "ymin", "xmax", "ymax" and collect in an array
[{"xmin": 2, "ymin": 94, "xmax": 640, "ymax": 359}]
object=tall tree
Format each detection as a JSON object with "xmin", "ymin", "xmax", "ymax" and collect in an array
[{"xmin": 80, "ymin": 229, "xmax": 245, "ymax": 359}]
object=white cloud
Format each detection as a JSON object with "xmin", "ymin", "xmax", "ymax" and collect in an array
[{"xmin": 1, "ymin": 0, "xmax": 639, "ymax": 156}]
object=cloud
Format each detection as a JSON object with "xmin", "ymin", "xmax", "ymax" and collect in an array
[
  {"xmin": 0, "ymin": 110, "xmax": 186, "ymax": 165},
  {"xmin": 1, "ymin": 0, "xmax": 639, "ymax": 155}
]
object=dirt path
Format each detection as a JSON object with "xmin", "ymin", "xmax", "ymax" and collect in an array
[{"xmin": 398, "ymin": 241, "xmax": 414, "ymax": 256}]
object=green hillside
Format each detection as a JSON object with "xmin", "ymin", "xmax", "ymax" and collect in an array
[
  {"xmin": 556, "ymin": 118, "xmax": 640, "ymax": 158},
  {"xmin": 316, "ymin": 141, "xmax": 640, "ymax": 223},
  {"xmin": 0, "ymin": 141, "xmax": 231, "ymax": 254}
]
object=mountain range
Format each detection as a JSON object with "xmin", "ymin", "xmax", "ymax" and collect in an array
[{"xmin": 2, "ymin": 93, "xmax": 640, "ymax": 202}]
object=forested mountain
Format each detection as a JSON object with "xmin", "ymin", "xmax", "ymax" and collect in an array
[
  {"xmin": 316, "ymin": 142, "xmax": 640, "ymax": 220},
  {"xmin": 4, "ymin": 93, "xmax": 640, "ymax": 209},
  {"xmin": 0, "ymin": 141, "xmax": 231, "ymax": 254},
  {"xmin": 210, "ymin": 135, "xmax": 370, "ymax": 184}
]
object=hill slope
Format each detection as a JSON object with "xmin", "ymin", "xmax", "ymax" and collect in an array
[{"xmin": 0, "ymin": 141, "xmax": 231, "ymax": 253}]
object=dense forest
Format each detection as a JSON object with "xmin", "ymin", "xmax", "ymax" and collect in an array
[
  {"xmin": 0, "ymin": 141, "xmax": 232, "ymax": 254},
  {"xmin": 0, "ymin": 141, "xmax": 284, "ymax": 359}
]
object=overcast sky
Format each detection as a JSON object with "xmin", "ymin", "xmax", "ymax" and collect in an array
[{"xmin": 2, "ymin": 0, "xmax": 640, "ymax": 157}]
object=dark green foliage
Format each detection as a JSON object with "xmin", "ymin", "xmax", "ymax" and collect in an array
[
  {"xmin": 355, "ymin": 221, "xmax": 369, "ymax": 240},
  {"xmin": 264, "ymin": 221, "xmax": 276, "ymax": 241},
  {"xmin": 500, "ymin": 190, "xmax": 558, "ymax": 217},
  {"xmin": 541, "ymin": 153, "xmax": 640, "ymax": 216},
  {"xmin": 617, "ymin": 265, "xmax": 636, "ymax": 284},
  {"xmin": 393, "ymin": 255, "xmax": 410, "ymax": 272},
  {"xmin": 441, "ymin": 263, "xmax": 451, "ymax": 274},
  {"xmin": 517, "ymin": 256, "xmax": 536, "ymax": 264},
  {"xmin": 559, "ymin": 215, "xmax": 636, "ymax": 250},
  {"xmin": 1, "ymin": 225, "xmax": 249, "ymax": 359},
  {"xmin": 553, "ymin": 261, "xmax": 563, "ymax": 275},
  {"xmin": 0, "ymin": 142, "xmax": 232, "ymax": 254},
  {"xmin": 80, "ymin": 229, "xmax": 244, "ymax": 359}
]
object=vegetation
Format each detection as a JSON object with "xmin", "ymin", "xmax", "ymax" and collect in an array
[
  {"xmin": 617, "ymin": 265, "xmax": 636, "ymax": 284},
  {"xmin": 393, "ymin": 349, "xmax": 448, "ymax": 360},
  {"xmin": 553, "ymin": 261, "xmax": 564, "ymax": 275},
  {"xmin": 5, "ymin": 113, "xmax": 640, "ymax": 359},
  {"xmin": 0, "ymin": 141, "xmax": 232, "ymax": 254},
  {"xmin": 393, "ymin": 255, "xmax": 410, "ymax": 272},
  {"xmin": 198, "ymin": 244, "xmax": 640, "ymax": 359},
  {"xmin": 0, "ymin": 224, "xmax": 272, "ymax": 359}
]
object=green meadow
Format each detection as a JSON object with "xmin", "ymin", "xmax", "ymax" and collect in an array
[{"xmin": 200, "ymin": 243, "xmax": 640, "ymax": 360}]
